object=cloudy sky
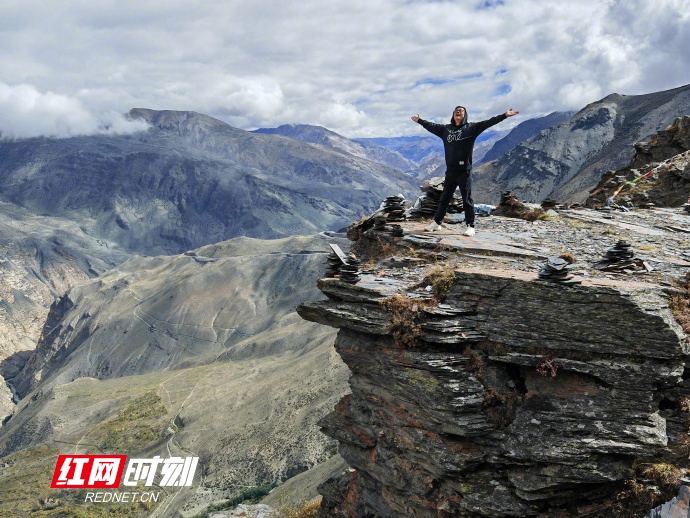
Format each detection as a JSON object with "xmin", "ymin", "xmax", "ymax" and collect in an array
[{"xmin": 1, "ymin": 0, "xmax": 689, "ymax": 139}]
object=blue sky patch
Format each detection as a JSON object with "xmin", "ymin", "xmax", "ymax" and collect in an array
[
  {"xmin": 477, "ymin": 0, "xmax": 505, "ymax": 9},
  {"xmin": 414, "ymin": 73, "xmax": 483, "ymax": 88}
]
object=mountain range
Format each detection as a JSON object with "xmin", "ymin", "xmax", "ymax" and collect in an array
[
  {"xmin": 473, "ymin": 84, "xmax": 690, "ymax": 204},
  {"xmin": 1, "ymin": 84, "xmax": 689, "ymax": 516},
  {"xmin": 0, "ymin": 109, "xmax": 418, "ymax": 257},
  {"xmin": 0, "ymin": 234, "xmax": 350, "ymax": 517}
]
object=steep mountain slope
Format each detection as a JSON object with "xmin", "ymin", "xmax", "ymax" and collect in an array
[
  {"xmin": 476, "ymin": 111, "xmax": 575, "ymax": 165},
  {"xmin": 12, "ymin": 234, "xmax": 344, "ymax": 397},
  {"xmin": 0, "ymin": 200, "xmax": 131, "ymax": 424},
  {"xmin": 0, "ymin": 109, "xmax": 417, "ymax": 256},
  {"xmin": 254, "ymin": 124, "xmax": 416, "ymax": 172},
  {"xmin": 473, "ymin": 84, "xmax": 690, "ymax": 204},
  {"xmin": 0, "ymin": 234, "xmax": 350, "ymax": 517}
]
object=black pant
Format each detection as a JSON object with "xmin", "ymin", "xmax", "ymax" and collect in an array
[{"xmin": 434, "ymin": 169, "xmax": 474, "ymax": 226}]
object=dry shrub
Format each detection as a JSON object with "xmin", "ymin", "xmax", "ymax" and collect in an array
[
  {"xmin": 669, "ymin": 272, "xmax": 690, "ymax": 334},
  {"xmin": 277, "ymin": 498, "xmax": 322, "ymax": 518},
  {"xmin": 613, "ymin": 479, "xmax": 660, "ymax": 515},
  {"xmin": 522, "ymin": 208, "xmax": 545, "ymax": 221},
  {"xmin": 381, "ymin": 295, "xmax": 432, "ymax": 348},
  {"xmin": 642, "ymin": 462, "xmax": 683, "ymax": 488},
  {"xmin": 462, "ymin": 348, "xmax": 485, "ymax": 380},
  {"xmin": 423, "ymin": 264, "xmax": 457, "ymax": 301},
  {"xmin": 613, "ymin": 463, "xmax": 684, "ymax": 516},
  {"xmin": 379, "ymin": 241, "xmax": 398, "ymax": 258},
  {"xmin": 536, "ymin": 356, "xmax": 558, "ymax": 378}
]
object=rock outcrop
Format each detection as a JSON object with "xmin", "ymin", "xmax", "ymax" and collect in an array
[
  {"xmin": 587, "ymin": 116, "xmax": 690, "ymax": 209},
  {"xmin": 298, "ymin": 209, "xmax": 690, "ymax": 516},
  {"xmin": 472, "ymin": 84, "xmax": 690, "ymax": 205}
]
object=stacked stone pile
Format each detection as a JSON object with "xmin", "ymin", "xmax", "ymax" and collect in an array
[
  {"xmin": 372, "ymin": 215, "xmax": 387, "ymax": 231},
  {"xmin": 383, "ymin": 195, "xmax": 406, "ymax": 222},
  {"xmin": 325, "ymin": 250, "xmax": 342, "ymax": 278},
  {"xmin": 595, "ymin": 240, "xmax": 648, "ymax": 272},
  {"xmin": 371, "ymin": 213, "xmax": 404, "ymax": 237},
  {"xmin": 408, "ymin": 177, "xmax": 463, "ymax": 220},
  {"xmin": 339, "ymin": 253, "xmax": 361, "ymax": 284},
  {"xmin": 537, "ymin": 257, "xmax": 581, "ymax": 285}
]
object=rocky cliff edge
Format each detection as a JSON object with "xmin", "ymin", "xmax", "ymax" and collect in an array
[{"xmin": 298, "ymin": 207, "xmax": 690, "ymax": 516}]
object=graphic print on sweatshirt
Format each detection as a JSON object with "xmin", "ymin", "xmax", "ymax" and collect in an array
[{"xmin": 446, "ymin": 128, "xmax": 473, "ymax": 143}]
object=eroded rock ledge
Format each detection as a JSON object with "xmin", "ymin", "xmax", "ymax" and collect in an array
[{"xmin": 298, "ymin": 265, "xmax": 689, "ymax": 516}]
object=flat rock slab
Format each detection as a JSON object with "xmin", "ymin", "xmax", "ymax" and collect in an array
[
  {"xmin": 454, "ymin": 266, "xmax": 660, "ymax": 290},
  {"xmin": 440, "ymin": 235, "xmax": 544, "ymax": 259},
  {"xmin": 565, "ymin": 210, "xmax": 667, "ymax": 236},
  {"xmin": 403, "ymin": 222, "xmax": 544, "ymax": 259}
]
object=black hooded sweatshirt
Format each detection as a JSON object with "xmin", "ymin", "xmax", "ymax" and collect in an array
[{"xmin": 416, "ymin": 107, "xmax": 507, "ymax": 172}]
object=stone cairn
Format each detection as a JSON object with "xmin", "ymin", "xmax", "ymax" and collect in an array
[
  {"xmin": 541, "ymin": 198, "xmax": 557, "ymax": 210},
  {"xmin": 348, "ymin": 195, "xmax": 407, "ymax": 239},
  {"xmin": 499, "ymin": 190, "xmax": 521, "ymax": 207},
  {"xmin": 599, "ymin": 240, "xmax": 637, "ymax": 272},
  {"xmin": 339, "ymin": 253, "xmax": 361, "ymax": 284},
  {"xmin": 408, "ymin": 177, "xmax": 463, "ymax": 220},
  {"xmin": 538, "ymin": 257, "xmax": 581, "ymax": 285},
  {"xmin": 369, "ymin": 195, "xmax": 406, "ymax": 237},
  {"xmin": 596, "ymin": 240, "xmax": 646, "ymax": 272},
  {"xmin": 384, "ymin": 195, "xmax": 406, "ymax": 222},
  {"xmin": 325, "ymin": 250, "xmax": 342, "ymax": 278}
]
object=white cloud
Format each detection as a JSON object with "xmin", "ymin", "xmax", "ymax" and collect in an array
[
  {"xmin": 317, "ymin": 103, "xmax": 367, "ymax": 130},
  {"xmin": 0, "ymin": 82, "xmax": 149, "ymax": 139},
  {"xmin": 0, "ymin": 0, "xmax": 688, "ymax": 138}
]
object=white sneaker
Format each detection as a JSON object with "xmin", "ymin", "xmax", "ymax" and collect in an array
[
  {"xmin": 425, "ymin": 221, "xmax": 443, "ymax": 232},
  {"xmin": 463, "ymin": 226, "xmax": 475, "ymax": 237}
]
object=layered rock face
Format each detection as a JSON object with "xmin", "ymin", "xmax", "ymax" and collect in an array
[{"xmin": 299, "ymin": 269, "xmax": 688, "ymax": 516}]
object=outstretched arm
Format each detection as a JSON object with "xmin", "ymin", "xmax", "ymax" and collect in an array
[
  {"xmin": 412, "ymin": 114, "xmax": 444, "ymax": 138},
  {"xmin": 472, "ymin": 108, "xmax": 519, "ymax": 135}
]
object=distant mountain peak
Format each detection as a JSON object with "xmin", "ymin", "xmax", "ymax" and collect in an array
[{"xmin": 128, "ymin": 108, "xmax": 234, "ymax": 135}]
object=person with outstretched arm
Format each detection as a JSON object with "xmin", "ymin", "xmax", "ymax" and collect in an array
[{"xmin": 412, "ymin": 106, "xmax": 518, "ymax": 236}]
